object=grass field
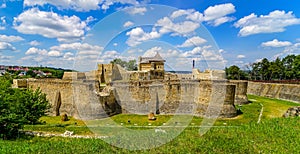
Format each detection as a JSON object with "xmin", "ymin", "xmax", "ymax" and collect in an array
[{"xmin": 1, "ymin": 95, "xmax": 300, "ymax": 153}]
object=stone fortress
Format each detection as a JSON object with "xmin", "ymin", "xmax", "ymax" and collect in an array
[{"xmin": 13, "ymin": 52, "xmax": 250, "ymax": 119}]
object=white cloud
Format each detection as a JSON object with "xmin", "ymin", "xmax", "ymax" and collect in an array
[
  {"xmin": 204, "ymin": 3, "xmax": 235, "ymax": 21},
  {"xmin": 48, "ymin": 50, "xmax": 62, "ymax": 57},
  {"xmin": 24, "ymin": 0, "xmax": 140, "ymax": 12},
  {"xmin": 170, "ymin": 4, "xmax": 235, "ymax": 26},
  {"xmin": 0, "ymin": 16, "xmax": 6, "ymax": 30},
  {"xmin": 261, "ymin": 39, "xmax": 292, "ymax": 48},
  {"xmin": 25, "ymin": 47, "xmax": 47, "ymax": 55},
  {"xmin": 0, "ymin": 53, "xmax": 12, "ymax": 62},
  {"xmin": 177, "ymin": 36, "xmax": 207, "ymax": 48},
  {"xmin": 0, "ymin": 42, "xmax": 16, "ymax": 51},
  {"xmin": 143, "ymin": 46, "xmax": 163, "ymax": 57},
  {"xmin": 29, "ymin": 40, "xmax": 41, "ymax": 46},
  {"xmin": 13, "ymin": 8, "xmax": 87, "ymax": 42},
  {"xmin": 234, "ymin": 10, "xmax": 300, "ymax": 36},
  {"xmin": 0, "ymin": 35, "xmax": 24, "ymax": 42},
  {"xmin": 126, "ymin": 27, "xmax": 161, "ymax": 46},
  {"xmin": 124, "ymin": 4, "xmax": 235, "ymax": 47},
  {"xmin": 0, "ymin": 3, "xmax": 6, "ymax": 9},
  {"xmin": 123, "ymin": 21, "xmax": 134, "ymax": 27},
  {"xmin": 125, "ymin": 7, "xmax": 147, "ymax": 15},
  {"xmin": 63, "ymin": 52, "xmax": 74, "ymax": 61},
  {"xmin": 113, "ymin": 43, "xmax": 118, "ymax": 46},
  {"xmin": 50, "ymin": 42, "xmax": 103, "ymax": 53},
  {"xmin": 156, "ymin": 17, "xmax": 200, "ymax": 36},
  {"xmin": 204, "ymin": 3, "xmax": 236, "ymax": 26},
  {"xmin": 101, "ymin": 50, "xmax": 120, "ymax": 59},
  {"xmin": 237, "ymin": 55, "xmax": 246, "ymax": 59}
]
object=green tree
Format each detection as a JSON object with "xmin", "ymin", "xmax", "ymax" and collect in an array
[
  {"xmin": 110, "ymin": 59, "xmax": 137, "ymax": 71},
  {"xmin": 26, "ymin": 70, "xmax": 37, "ymax": 78},
  {"xmin": 0, "ymin": 77, "xmax": 50, "ymax": 139},
  {"xmin": 126, "ymin": 60, "xmax": 138, "ymax": 71},
  {"xmin": 269, "ymin": 58, "xmax": 284, "ymax": 80},
  {"xmin": 292, "ymin": 55, "xmax": 300, "ymax": 79},
  {"xmin": 15, "ymin": 88, "xmax": 50, "ymax": 124},
  {"xmin": 225, "ymin": 65, "xmax": 247, "ymax": 80},
  {"xmin": 282, "ymin": 55, "xmax": 296, "ymax": 79}
]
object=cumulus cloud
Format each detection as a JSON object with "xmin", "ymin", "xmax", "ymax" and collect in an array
[
  {"xmin": 126, "ymin": 27, "xmax": 160, "ymax": 46},
  {"xmin": 25, "ymin": 47, "xmax": 48, "ymax": 55},
  {"xmin": 125, "ymin": 7, "xmax": 147, "ymax": 15},
  {"xmin": 125, "ymin": 4, "xmax": 236, "ymax": 47},
  {"xmin": 234, "ymin": 10, "xmax": 300, "ymax": 36},
  {"xmin": 123, "ymin": 21, "xmax": 134, "ymax": 27},
  {"xmin": 156, "ymin": 17, "xmax": 200, "ymax": 36},
  {"xmin": 0, "ymin": 42, "xmax": 16, "ymax": 51},
  {"xmin": 13, "ymin": 8, "xmax": 88, "ymax": 42},
  {"xmin": 24, "ymin": 0, "xmax": 140, "ymax": 12},
  {"xmin": 29, "ymin": 40, "xmax": 41, "ymax": 46},
  {"xmin": 0, "ymin": 53, "xmax": 12, "ymax": 63},
  {"xmin": 0, "ymin": 35, "xmax": 24, "ymax": 42},
  {"xmin": 203, "ymin": 3, "xmax": 236, "ymax": 26},
  {"xmin": 177, "ymin": 36, "xmax": 207, "ymax": 48},
  {"xmin": 50, "ymin": 42, "xmax": 103, "ymax": 53},
  {"xmin": 261, "ymin": 39, "xmax": 292, "ymax": 48},
  {"xmin": 143, "ymin": 46, "xmax": 163, "ymax": 57},
  {"xmin": 48, "ymin": 50, "xmax": 62, "ymax": 57}
]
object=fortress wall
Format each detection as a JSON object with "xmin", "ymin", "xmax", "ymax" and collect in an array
[
  {"xmin": 112, "ymin": 79, "xmax": 237, "ymax": 117},
  {"xmin": 229, "ymin": 80, "xmax": 249, "ymax": 105},
  {"xmin": 26, "ymin": 79, "xmax": 106, "ymax": 119},
  {"xmin": 27, "ymin": 79, "xmax": 75, "ymax": 116},
  {"xmin": 247, "ymin": 81, "xmax": 300, "ymax": 103}
]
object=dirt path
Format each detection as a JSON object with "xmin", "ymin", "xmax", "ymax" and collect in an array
[{"xmin": 257, "ymin": 103, "xmax": 264, "ymax": 123}]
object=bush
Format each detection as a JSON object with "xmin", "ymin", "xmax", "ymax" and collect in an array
[{"xmin": 0, "ymin": 77, "xmax": 50, "ymax": 140}]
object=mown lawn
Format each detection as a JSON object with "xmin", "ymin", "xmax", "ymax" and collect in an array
[{"xmin": 1, "ymin": 95, "xmax": 300, "ymax": 153}]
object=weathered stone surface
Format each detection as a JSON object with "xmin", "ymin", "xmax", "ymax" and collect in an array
[
  {"xmin": 13, "ymin": 78, "xmax": 239, "ymax": 119},
  {"xmin": 248, "ymin": 82, "xmax": 300, "ymax": 103},
  {"xmin": 229, "ymin": 80, "xmax": 249, "ymax": 105}
]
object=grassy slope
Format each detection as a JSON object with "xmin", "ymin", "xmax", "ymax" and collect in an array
[{"xmin": 1, "ymin": 95, "xmax": 300, "ymax": 153}]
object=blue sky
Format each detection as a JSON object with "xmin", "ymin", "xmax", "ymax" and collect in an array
[{"xmin": 0, "ymin": 0, "xmax": 300, "ymax": 71}]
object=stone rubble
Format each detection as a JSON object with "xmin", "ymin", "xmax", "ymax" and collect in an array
[{"xmin": 283, "ymin": 106, "xmax": 300, "ymax": 118}]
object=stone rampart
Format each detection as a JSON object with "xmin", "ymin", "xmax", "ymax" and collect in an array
[
  {"xmin": 19, "ymin": 79, "xmax": 107, "ymax": 119},
  {"xmin": 112, "ymin": 79, "xmax": 237, "ymax": 118},
  {"xmin": 229, "ymin": 80, "xmax": 249, "ymax": 105},
  {"xmin": 247, "ymin": 81, "xmax": 300, "ymax": 103}
]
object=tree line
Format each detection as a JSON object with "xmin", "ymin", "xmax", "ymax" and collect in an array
[{"xmin": 226, "ymin": 54, "xmax": 300, "ymax": 80}]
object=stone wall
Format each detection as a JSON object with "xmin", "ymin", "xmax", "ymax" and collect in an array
[
  {"xmin": 247, "ymin": 81, "xmax": 300, "ymax": 103},
  {"xmin": 112, "ymin": 79, "xmax": 237, "ymax": 118},
  {"xmin": 18, "ymin": 79, "xmax": 107, "ymax": 119},
  {"xmin": 229, "ymin": 80, "xmax": 249, "ymax": 105},
  {"xmin": 12, "ymin": 77, "xmax": 239, "ymax": 119}
]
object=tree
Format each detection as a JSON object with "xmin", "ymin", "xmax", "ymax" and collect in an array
[
  {"xmin": 225, "ymin": 65, "xmax": 247, "ymax": 80},
  {"xmin": 0, "ymin": 77, "xmax": 50, "ymax": 139},
  {"xmin": 269, "ymin": 58, "xmax": 284, "ymax": 80},
  {"xmin": 126, "ymin": 60, "xmax": 138, "ymax": 71},
  {"xmin": 110, "ymin": 59, "xmax": 138, "ymax": 71},
  {"xmin": 282, "ymin": 55, "xmax": 296, "ymax": 79},
  {"xmin": 26, "ymin": 70, "xmax": 37, "ymax": 78},
  {"xmin": 292, "ymin": 55, "xmax": 300, "ymax": 79}
]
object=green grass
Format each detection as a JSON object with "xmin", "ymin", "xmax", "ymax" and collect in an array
[{"xmin": 1, "ymin": 95, "xmax": 300, "ymax": 153}]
